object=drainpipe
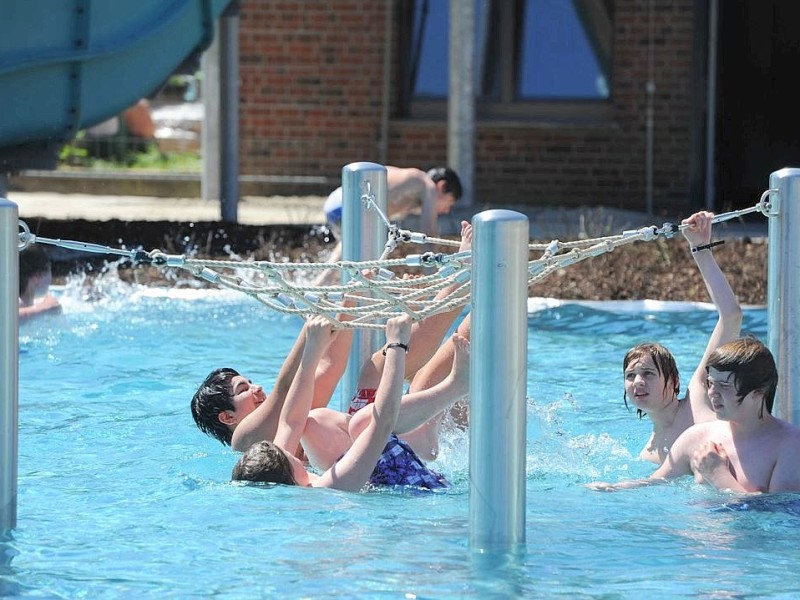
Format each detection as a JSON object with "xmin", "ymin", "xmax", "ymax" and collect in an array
[
  {"xmin": 704, "ymin": 0, "xmax": 718, "ymax": 210},
  {"xmin": 379, "ymin": 0, "xmax": 393, "ymax": 164}
]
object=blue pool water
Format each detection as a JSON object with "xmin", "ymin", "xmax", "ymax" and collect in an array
[{"xmin": 6, "ymin": 275, "xmax": 800, "ymax": 598}]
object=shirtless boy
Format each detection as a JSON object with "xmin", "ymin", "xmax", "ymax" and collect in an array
[{"xmin": 590, "ymin": 336, "xmax": 800, "ymax": 493}]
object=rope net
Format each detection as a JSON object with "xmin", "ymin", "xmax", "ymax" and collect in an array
[{"xmin": 18, "ymin": 191, "xmax": 774, "ymax": 330}]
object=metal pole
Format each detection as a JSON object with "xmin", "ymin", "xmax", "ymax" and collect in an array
[
  {"xmin": 201, "ymin": 3, "xmax": 240, "ymax": 223},
  {"xmin": 469, "ymin": 209, "xmax": 529, "ymax": 551},
  {"xmin": 379, "ymin": 0, "xmax": 393, "ymax": 165},
  {"xmin": 448, "ymin": 0, "xmax": 475, "ymax": 209},
  {"xmin": 767, "ymin": 168, "xmax": 800, "ymax": 425},
  {"xmin": 704, "ymin": 0, "xmax": 718, "ymax": 210},
  {"xmin": 201, "ymin": 20, "xmax": 221, "ymax": 203},
  {"xmin": 340, "ymin": 163, "xmax": 388, "ymax": 411},
  {"xmin": 219, "ymin": 5, "xmax": 240, "ymax": 223},
  {"xmin": 644, "ymin": 0, "xmax": 655, "ymax": 214},
  {"xmin": 0, "ymin": 198, "xmax": 19, "ymax": 531}
]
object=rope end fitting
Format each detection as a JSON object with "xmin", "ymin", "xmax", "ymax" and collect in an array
[
  {"xmin": 660, "ymin": 223, "xmax": 679, "ymax": 238},
  {"xmin": 416, "ymin": 252, "xmax": 445, "ymax": 268},
  {"xmin": 759, "ymin": 188, "xmax": 777, "ymax": 216},
  {"xmin": 18, "ymin": 220, "xmax": 35, "ymax": 251},
  {"xmin": 199, "ymin": 268, "xmax": 220, "ymax": 284}
]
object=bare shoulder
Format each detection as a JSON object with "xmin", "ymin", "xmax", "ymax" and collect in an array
[
  {"xmin": 775, "ymin": 418, "xmax": 800, "ymax": 446},
  {"xmin": 687, "ymin": 419, "xmax": 722, "ymax": 435},
  {"xmin": 387, "ymin": 166, "xmax": 426, "ymax": 186},
  {"xmin": 768, "ymin": 419, "xmax": 800, "ymax": 492},
  {"xmin": 387, "ymin": 165, "xmax": 422, "ymax": 176},
  {"xmin": 673, "ymin": 419, "xmax": 722, "ymax": 450}
]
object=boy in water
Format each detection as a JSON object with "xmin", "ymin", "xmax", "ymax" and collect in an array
[
  {"xmin": 231, "ymin": 314, "xmax": 470, "ymax": 491},
  {"xmin": 621, "ymin": 211, "xmax": 742, "ymax": 464},
  {"xmin": 19, "ymin": 244, "xmax": 62, "ymax": 323},
  {"xmin": 590, "ymin": 336, "xmax": 800, "ymax": 493},
  {"xmin": 191, "ymin": 221, "xmax": 472, "ymax": 462},
  {"xmin": 315, "ymin": 166, "xmax": 463, "ymax": 287}
]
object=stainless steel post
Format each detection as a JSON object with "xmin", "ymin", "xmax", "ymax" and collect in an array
[
  {"xmin": 0, "ymin": 198, "xmax": 19, "ymax": 531},
  {"xmin": 767, "ymin": 168, "xmax": 800, "ymax": 424},
  {"xmin": 340, "ymin": 162, "xmax": 388, "ymax": 411},
  {"xmin": 469, "ymin": 209, "xmax": 528, "ymax": 550}
]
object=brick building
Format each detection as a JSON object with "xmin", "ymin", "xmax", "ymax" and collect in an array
[{"xmin": 237, "ymin": 0, "xmax": 800, "ymax": 216}]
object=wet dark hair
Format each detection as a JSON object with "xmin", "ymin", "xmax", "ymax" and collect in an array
[
  {"xmin": 190, "ymin": 367, "xmax": 239, "ymax": 445},
  {"xmin": 427, "ymin": 166, "xmax": 463, "ymax": 200},
  {"xmin": 19, "ymin": 244, "xmax": 52, "ymax": 295},
  {"xmin": 706, "ymin": 335, "xmax": 778, "ymax": 417},
  {"xmin": 622, "ymin": 342, "xmax": 680, "ymax": 418},
  {"xmin": 231, "ymin": 440, "xmax": 298, "ymax": 485}
]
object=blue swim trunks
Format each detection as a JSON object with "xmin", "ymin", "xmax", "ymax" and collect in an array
[
  {"xmin": 369, "ymin": 434, "xmax": 450, "ymax": 490},
  {"xmin": 323, "ymin": 186, "xmax": 343, "ymax": 225}
]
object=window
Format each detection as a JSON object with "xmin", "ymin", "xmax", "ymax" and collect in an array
[{"xmin": 398, "ymin": 0, "xmax": 613, "ymax": 121}]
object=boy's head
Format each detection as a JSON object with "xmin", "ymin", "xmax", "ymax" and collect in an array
[
  {"xmin": 707, "ymin": 335, "xmax": 778, "ymax": 416},
  {"xmin": 191, "ymin": 367, "xmax": 240, "ymax": 445},
  {"xmin": 427, "ymin": 166, "xmax": 463, "ymax": 211},
  {"xmin": 231, "ymin": 440, "xmax": 298, "ymax": 485},
  {"xmin": 19, "ymin": 244, "xmax": 53, "ymax": 297},
  {"xmin": 622, "ymin": 342, "xmax": 680, "ymax": 417}
]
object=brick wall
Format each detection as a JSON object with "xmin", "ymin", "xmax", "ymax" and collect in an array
[
  {"xmin": 238, "ymin": 1, "xmax": 389, "ymax": 178},
  {"xmin": 238, "ymin": 0, "xmax": 697, "ymax": 214}
]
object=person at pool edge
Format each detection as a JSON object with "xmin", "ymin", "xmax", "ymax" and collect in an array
[
  {"xmin": 318, "ymin": 166, "xmax": 463, "ymax": 273},
  {"xmin": 622, "ymin": 210, "xmax": 742, "ymax": 464},
  {"xmin": 19, "ymin": 244, "xmax": 62, "ymax": 323},
  {"xmin": 190, "ymin": 221, "xmax": 473, "ymax": 463},
  {"xmin": 589, "ymin": 335, "xmax": 800, "ymax": 493},
  {"xmin": 231, "ymin": 313, "xmax": 470, "ymax": 491}
]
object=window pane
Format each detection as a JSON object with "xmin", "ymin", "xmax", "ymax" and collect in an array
[
  {"xmin": 412, "ymin": 0, "xmax": 449, "ymax": 98},
  {"xmin": 411, "ymin": 0, "xmax": 488, "ymax": 99},
  {"xmin": 409, "ymin": 0, "xmax": 610, "ymax": 105},
  {"xmin": 518, "ymin": 0, "xmax": 609, "ymax": 99}
]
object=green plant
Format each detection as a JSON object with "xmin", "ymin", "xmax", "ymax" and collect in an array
[{"xmin": 58, "ymin": 138, "xmax": 201, "ymax": 172}]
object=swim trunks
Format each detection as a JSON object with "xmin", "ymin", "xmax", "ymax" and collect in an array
[
  {"xmin": 323, "ymin": 186, "xmax": 343, "ymax": 225},
  {"xmin": 348, "ymin": 390, "xmax": 449, "ymax": 489},
  {"xmin": 369, "ymin": 434, "xmax": 449, "ymax": 489},
  {"xmin": 348, "ymin": 388, "xmax": 376, "ymax": 415}
]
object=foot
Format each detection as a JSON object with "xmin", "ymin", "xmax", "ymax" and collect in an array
[{"xmin": 458, "ymin": 220, "xmax": 473, "ymax": 253}]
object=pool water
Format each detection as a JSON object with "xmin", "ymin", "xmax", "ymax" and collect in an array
[{"xmin": 6, "ymin": 274, "xmax": 800, "ymax": 598}]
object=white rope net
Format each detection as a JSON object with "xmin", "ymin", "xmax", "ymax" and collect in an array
[{"xmin": 19, "ymin": 192, "xmax": 773, "ymax": 330}]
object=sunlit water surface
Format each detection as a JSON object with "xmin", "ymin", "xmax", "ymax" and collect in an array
[{"xmin": 5, "ymin": 272, "xmax": 799, "ymax": 599}]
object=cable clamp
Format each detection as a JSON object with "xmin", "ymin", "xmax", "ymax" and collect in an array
[{"xmin": 661, "ymin": 222, "xmax": 679, "ymax": 238}]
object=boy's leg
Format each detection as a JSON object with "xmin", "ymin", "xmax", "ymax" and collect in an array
[
  {"xmin": 357, "ymin": 221, "xmax": 472, "ymax": 391},
  {"xmin": 349, "ymin": 333, "xmax": 470, "ymax": 455},
  {"xmin": 408, "ymin": 312, "xmax": 471, "ymax": 395},
  {"xmin": 396, "ymin": 313, "xmax": 472, "ymax": 460}
]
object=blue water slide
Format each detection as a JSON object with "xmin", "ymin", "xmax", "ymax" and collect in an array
[{"xmin": 0, "ymin": 0, "xmax": 234, "ymax": 170}]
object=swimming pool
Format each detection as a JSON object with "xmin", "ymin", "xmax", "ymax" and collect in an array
[{"xmin": 6, "ymin": 273, "xmax": 799, "ymax": 598}]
